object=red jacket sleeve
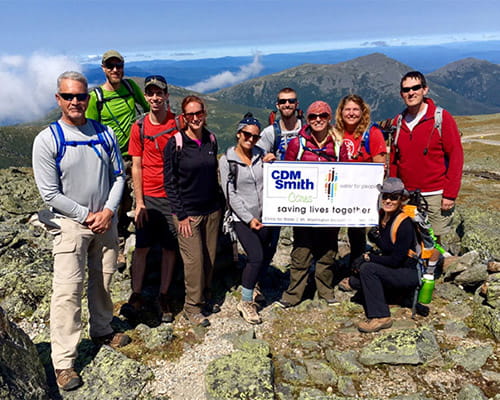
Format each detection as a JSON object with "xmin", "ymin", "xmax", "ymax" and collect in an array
[{"xmin": 441, "ymin": 111, "xmax": 463, "ymax": 199}]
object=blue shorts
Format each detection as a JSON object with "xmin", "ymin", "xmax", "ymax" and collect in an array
[{"xmin": 135, "ymin": 196, "xmax": 177, "ymax": 250}]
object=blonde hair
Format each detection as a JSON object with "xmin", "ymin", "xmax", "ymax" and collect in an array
[{"xmin": 334, "ymin": 94, "xmax": 371, "ymax": 139}]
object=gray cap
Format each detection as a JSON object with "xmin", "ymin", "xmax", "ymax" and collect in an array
[
  {"xmin": 102, "ymin": 50, "xmax": 124, "ymax": 64},
  {"xmin": 377, "ymin": 177, "xmax": 409, "ymax": 196},
  {"xmin": 144, "ymin": 75, "xmax": 168, "ymax": 90}
]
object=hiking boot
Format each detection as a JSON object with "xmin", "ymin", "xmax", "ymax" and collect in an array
[
  {"xmin": 273, "ymin": 299, "xmax": 294, "ymax": 309},
  {"xmin": 158, "ymin": 294, "xmax": 174, "ymax": 323},
  {"xmin": 237, "ymin": 301, "xmax": 262, "ymax": 324},
  {"xmin": 252, "ymin": 286, "xmax": 266, "ymax": 304},
  {"xmin": 183, "ymin": 311, "xmax": 210, "ymax": 327},
  {"xmin": 339, "ymin": 277, "xmax": 354, "ymax": 292},
  {"xmin": 357, "ymin": 317, "xmax": 393, "ymax": 333},
  {"xmin": 120, "ymin": 292, "xmax": 144, "ymax": 321},
  {"xmin": 55, "ymin": 368, "xmax": 82, "ymax": 391},
  {"xmin": 92, "ymin": 332, "xmax": 131, "ymax": 348},
  {"xmin": 323, "ymin": 297, "xmax": 340, "ymax": 306},
  {"xmin": 202, "ymin": 300, "xmax": 221, "ymax": 316}
]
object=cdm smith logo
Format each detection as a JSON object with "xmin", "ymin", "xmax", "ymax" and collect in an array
[{"xmin": 324, "ymin": 167, "xmax": 337, "ymax": 201}]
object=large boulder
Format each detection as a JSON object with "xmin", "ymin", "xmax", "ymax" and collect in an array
[
  {"xmin": 205, "ymin": 336, "xmax": 274, "ymax": 400},
  {"xmin": 358, "ymin": 326, "xmax": 442, "ymax": 366},
  {"xmin": 0, "ymin": 307, "xmax": 48, "ymax": 399},
  {"xmin": 61, "ymin": 345, "xmax": 153, "ymax": 399}
]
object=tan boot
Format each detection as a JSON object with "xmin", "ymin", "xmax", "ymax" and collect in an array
[
  {"xmin": 237, "ymin": 301, "xmax": 262, "ymax": 324},
  {"xmin": 357, "ymin": 317, "xmax": 393, "ymax": 333},
  {"xmin": 55, "ymin": 368, "xmax": 82, "ymax": 391}
]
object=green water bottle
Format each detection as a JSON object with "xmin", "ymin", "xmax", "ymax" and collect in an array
[{"xmin": 418, "ymin": 274, "xmax": 435, "ymax": 304}]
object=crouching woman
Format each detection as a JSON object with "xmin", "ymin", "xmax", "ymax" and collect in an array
[{"xmin": 354, "ymin": 177, "xmax": 421, "ymax": 333}]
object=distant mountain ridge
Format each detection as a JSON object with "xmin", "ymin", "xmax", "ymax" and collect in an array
[
  {"xmin": 2, "ymin": 53, "xmax": 500, "ymax": 168},
  {"xmin": 213, "ymin": 53, "xmax": 500, "ymax": 120}
]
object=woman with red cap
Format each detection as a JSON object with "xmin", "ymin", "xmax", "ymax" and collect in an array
[{"xmin": 275, "ymin": 101, "xmax": 342, "ymax": 308}]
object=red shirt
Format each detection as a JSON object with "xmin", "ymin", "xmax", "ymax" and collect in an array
[
  {"xmin": 128, "ymin": 112, "xmax": 177, "ymax": 197},
  {"xmin": 339, "ymin": 125, "xmax": 386, "ymax": 162}
]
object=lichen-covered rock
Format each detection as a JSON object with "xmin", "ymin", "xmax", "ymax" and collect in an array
[
  {"xmin": 205, "ymin": 347, "xmax": 274, "ymax": 400},
  {"xmin": 484, "ymin": 273, "xmax": 500, "ymax": 309},
  {"xmin": 459, "ymin": 205, "xmax": 500, "ymax": 260},
  {"xmin": 444, "ymin": 250, "xmax": 481, "ymax": 280},
  {"xmin": 456, "ymin": 383, "xmax": 487, "ymax": 400},
  {"xmin": 443, "ymin": 320, "xmax": 470, "ymax": 338},
  {"xmin": 303, "ymin": 359, "xmax": 337, "ymax": 386},
  {"xmin": 358, "ymin": 327, "xmax": 442, "ymax": 366},
  {"xmin": 454, "ymin": 263, "xmax": 488, "ymax": 287},
  {"xmin": 444, "ymin": 344, "xmax": 493, "ymax": 371},
  {"xmin": 391, "ymin": 394, "xmax": 435, "ymax": 400},
  {"xmin": 325, "ymin": 349, "xmax": 364, "ymax": 374},
  {"xmin": 275, "ymin": 356, "xmax": 308, "ymax": 383},
  {"xmin": 337, "ymin": 375, "xmax": 357, "ymax": 397},
  {"xmin": 62, "ymin": 345, "xmax": 153, "ymax": 399},
  {"xmin": 296, "ymin": 387, "xmax": 328, "ymax": 399},
  {"xmin": 134, "ymin": 323, "xmax": 174, "ymax": 350},
  {"xmin": 434, "ymin": 282, "xmax": 469, "ymax": 302},
  {"xmin": 472, "ymin": 293, "xmax": 500, "ymax": 341},
  {"xmin": 0, "ymin": 306, "xmax": 49, "ymax": 399}
]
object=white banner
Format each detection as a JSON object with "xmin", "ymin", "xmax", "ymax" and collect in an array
[{"xmin": 262, "ymin": 161, "xmax": 385, "ymax": 227}]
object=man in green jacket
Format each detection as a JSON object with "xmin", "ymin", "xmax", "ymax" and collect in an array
[{"xmin": 86, "ymin": 50, "xmax": 149, "ymax": 243}]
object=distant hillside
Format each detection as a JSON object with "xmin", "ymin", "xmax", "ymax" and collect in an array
[
  {"xmin": 0, "ymin": 82, "xmax": 268, "ymax": 168},
  {"xmin": 428, "ymin": 57, "xmax": 500, "ymax": 108},
  {"xmin": 213, "ymin": 53, "xmax": 500, "ymax": 120}
]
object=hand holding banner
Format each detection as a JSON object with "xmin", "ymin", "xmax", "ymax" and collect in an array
[{"xmin": 262, "ymin": 161, "xmax": 384, "ymax": 227}]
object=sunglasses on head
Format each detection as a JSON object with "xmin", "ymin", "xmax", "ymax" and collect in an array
[
  {"xmin": 184, "ymin": 110, "xmax": 205, "ymax": 120},
  {"xmin": 58, "ymin": 93, "xmax": 88, "ymax": 101},
  {"xmin": 104, "ymin": 61, "xmax": 124, "ymax": 70},
  {"xmin": 145, "ymin": 75, "xmax": 167, "ymax": 85},
  {"xmin": 382, "ymin": 193, "xmax": 402, "ymax": 201},
  {"xmin": 401, "ymin": 84, "xmax": 423, "ymax": 93},
  {"xmin": 240, "ymin": 130, "xmax": 261, "ymax": 140},
  {"xmin": 277, "ymin": 98, "xmax": 297, "ymax": 105},
  {"xmin": 307, "ymin": 112, "xmax": 330, "ymax": 121}
]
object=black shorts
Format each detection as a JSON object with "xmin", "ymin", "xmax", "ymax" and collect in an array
[{"xmin": 135, "ymin": 196, "xmax": 177, "ymax": 250}]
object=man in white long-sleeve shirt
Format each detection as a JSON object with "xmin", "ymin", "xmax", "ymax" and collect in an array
[{"xmin": 32, "ymin": 71, "xmax": 130, "ymax": 391}]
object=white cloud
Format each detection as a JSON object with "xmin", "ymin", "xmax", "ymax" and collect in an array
[
  {"xmin": 0, "ymin": 53, "xmax": 81, "ymax": 124},
  {"xmin": 188, "ymin": 52, "xmax": 263, "ymax": 93}
]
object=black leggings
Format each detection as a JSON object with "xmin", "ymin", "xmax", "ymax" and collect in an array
[{"xmin": 233, "ymin": 222, "xmax": 275, "ymax": 290}]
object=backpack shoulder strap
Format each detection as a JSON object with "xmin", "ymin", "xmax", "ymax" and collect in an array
[
  {"xmin": 434, "ymin": 106, "xmax": 443, "ymax": 137},
  {"xmin": 390, "ymin": 213, "xmax": 409, "ymax": 244},
  {"xmin": 360, "ymin": 124, "xmax": 373, "ymax": 154},
  {"xmin": 296, "ymin": 136, "xmax": 306, "ymax": 161},
  {"xmin": 272, "ymin": 120, "xmax": 281, "ymax": 154},
  {"xmin": 93, "ymin": 87, "xmax": 104, "ymax": 123},
  {"xmin": 122, "ymin": 79, "xmax": 143, "ymax": 115},
  {"xmin": 137, "ymin": 116, "xmax": 145, "ymax": 148},
  {"xmin": 174, "ymin": 131, "xmax": 183, "ymax": 152},
  {"xmin": 49, "ymin": 121, "xmax": 66, "ymax": 177},
  {"xmin": 394, "ymin": 114, "xmax": 404, "ymax": 147}
]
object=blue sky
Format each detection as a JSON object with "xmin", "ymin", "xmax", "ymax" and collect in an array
[
  {"xmin": 2, "ymin": 0, "xmax": 500, "ymax": 60},
  {"xmin": 1, "ymin": 0, "xmax": 500, "ymax": 124}
]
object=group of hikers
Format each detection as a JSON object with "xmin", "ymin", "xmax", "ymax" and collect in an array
[{"xmin": 31, "ymin": 49, "xmax": 463, "ymax": 391}]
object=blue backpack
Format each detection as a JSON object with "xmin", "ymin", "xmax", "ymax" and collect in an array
[{"xmin": 49, "ymin": 119, "xmax": 123, "ymax": 177}]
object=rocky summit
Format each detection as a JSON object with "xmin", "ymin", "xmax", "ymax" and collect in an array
[{"xmin": 0, "ymin": 166, "xmax": 498, "ymax": 399}]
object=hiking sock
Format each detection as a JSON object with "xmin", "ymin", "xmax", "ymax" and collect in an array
[{"xmin": 241, "ymin": 287, "xmax": 253, "ymax": 302}]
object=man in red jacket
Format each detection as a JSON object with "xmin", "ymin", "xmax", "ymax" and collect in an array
[{"xmin": 390, "ymin": 71, "xmax": 463, "ymax": 264}]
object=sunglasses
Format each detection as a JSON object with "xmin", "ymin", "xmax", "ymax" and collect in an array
[
  {"xmin": 104, "ymin": 62, "xmax": 124, "ymax": 70},
  {"xmin": 401, "ymin": 84, "xmax": 423, "ymax": 93},
  {"xmin": 382, "ymin": 193, "xmax": 402, "ymax": 201},
  {"xmin": 307, "ymin": 112, "xmax": 330, "ymax": 121},
  {"xmin": 240, "ymin": 130, "xmax": 261, "ymax": 141},
  {"xmin": 145, "ymin": 75, "xmax": 167, "ymax": 85},
  {"xmin": 58, "ymin": 93, "xmax": 88, "ymax": 101},
  {"xmin": 277, "ymin": 98, "xmax": 297, "ymax": 105},
  {"xmin": 184, "ymin": 110, "xmax": 205, "ymax": 120}
]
